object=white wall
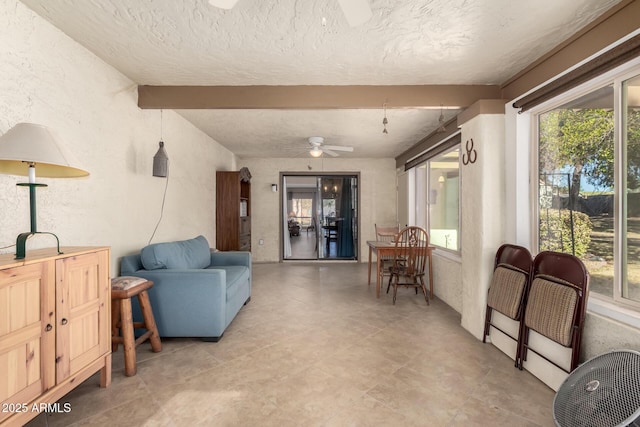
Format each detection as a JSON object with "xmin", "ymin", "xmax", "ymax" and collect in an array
[
  {"xmin": 431, "ymin": 254, "xmax": 462, "ymax": 313},
  {"xmin": 238, "ymin": 157, "xmax": 397, "ymax": 263},
  {"xmin": 0, "ymin": 0, "xmax": 236, "ymax": 275},
  {"xmin": 459, "ymin": 114, "xmax": 506, "ymax": 339}
]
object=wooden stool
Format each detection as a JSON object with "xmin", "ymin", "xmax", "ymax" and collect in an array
[{"xmin": 111, "ymin": 276, "xmax": 162, "ymax": 376}]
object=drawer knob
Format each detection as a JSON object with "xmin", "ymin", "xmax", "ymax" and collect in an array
[
  {"xmin": 45, "ymin": 324, "xmax": 52, "ymax": 332},
  {"xmin": 61, "ymin": 318, "xmax": 68, "ymax": 325}
]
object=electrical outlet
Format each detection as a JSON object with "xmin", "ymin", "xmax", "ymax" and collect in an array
[{"xmin": 258, "ymin": 239, "xmax": 264, "ymax": 245}]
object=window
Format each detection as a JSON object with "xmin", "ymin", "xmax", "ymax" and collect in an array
[
  {"xmin": 413, "ymin": 144, "xmax": 461, "ymax": 252},
  {"xmin": 428, "ymin": 147, "xmax": 460, "ymax": 250},
  {"xmin": 289, "ymin": 196, "xmax": 314, "ymax": 228},
  {"xmin": 622, "ymin": 73, "xmax": 640, "ymax": 302},
  {"xmin": 535, "ymin": 69, "xmax": 640, "ymax": 306}
]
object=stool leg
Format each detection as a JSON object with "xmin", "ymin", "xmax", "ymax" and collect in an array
[
  {"xmin": 111, "ymin": 299, "xmax": 121, "ymax": 352},
  {"xmin": 120, "ymin": 298, "xmax": 137, "ymax": 376},
  {"xmin": 138, "ymin": 290, "xmax": 162, "ymax": 353}
]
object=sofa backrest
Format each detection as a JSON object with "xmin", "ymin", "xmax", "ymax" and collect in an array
[{"xmin": 140, "ymin": 235, "xmax": 211, "ymax": 270}]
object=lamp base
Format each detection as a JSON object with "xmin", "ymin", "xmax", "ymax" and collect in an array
[{"xmin": 15, "ymin": 231, "xmax": 63, "ymax": 260}]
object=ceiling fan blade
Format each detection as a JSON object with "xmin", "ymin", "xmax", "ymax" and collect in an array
[
  {"xmin": 336, "ymin": 0, "xmax": 372, "ymax": 27},
  {"xmin": 323, "ymin": 144, "xmax": 354, "ymax": 152},
  {"xmin": 323, "ymin": 149, "xmax": 340, "ymax": 157},
  {"xmin": 208, "ymin": 0, "xmax": 240, "ymax": 10}
]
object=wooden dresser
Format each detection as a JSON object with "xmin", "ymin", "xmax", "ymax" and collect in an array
[
  {"xmin": 0, "ymin": 247, "xmax": 111, "ymax": 427},
  {"xmin": 216, "ymin": 168, "xmax": 251, "ymax": 251}
]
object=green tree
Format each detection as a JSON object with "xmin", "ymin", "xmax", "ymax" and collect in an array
[
  {"xmin": 540, "ymin": 108, "xmax": 640, "ymax": 203},
  {"xmin": 626, "ymin": 108, "xmax": 640, "ymax": 190},
  {"xmin": 539, "ymin": 108, "xmax": 614, "ymax": 208}
]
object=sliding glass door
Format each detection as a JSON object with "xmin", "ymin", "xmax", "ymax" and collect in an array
[{"xmin": 283, "ymin": 174, "xmax": 358, "ymax": 260}]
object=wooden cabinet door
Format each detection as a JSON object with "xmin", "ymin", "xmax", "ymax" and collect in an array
[
  {"xmin": 0, "ymin": 262, "xmax": 55, "ymax": 423},
  {"xmin": 55, "ymin": 250, "xmax": 110, "ymax": 382}
]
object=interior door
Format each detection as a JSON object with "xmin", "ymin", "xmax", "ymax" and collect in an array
[{"xmin": 283, "ymin": 174, "xmax": 358, "ymax": 260}]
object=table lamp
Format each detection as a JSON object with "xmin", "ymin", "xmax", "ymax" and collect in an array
[{"xmin": 0, "ymin": 123, "xmax": 89, "ymax": 259}]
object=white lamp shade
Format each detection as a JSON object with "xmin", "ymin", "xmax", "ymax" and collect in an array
[
  {"xmin": 310, "ymin": 147, "xmax": 323, "ymax": 158},
  {"xmin": 0, "ymin": 123, "xmax": 89, "ymax": 178}
]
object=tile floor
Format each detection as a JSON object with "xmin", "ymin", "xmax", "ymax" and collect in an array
[
  {"xmin": 27, "ymin": 262, "xmax": 555, "ymax": 426},
  {"xmin": 288, "ymin": 230, "xmax": 318, "ymax": 259}
]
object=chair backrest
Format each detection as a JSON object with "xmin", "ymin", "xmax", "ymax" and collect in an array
[
  {"xmin": 375, "ymin": 223, "xmax": 400, "ymax": 242},
  {"xmin": 521, "ymin": 250, "xmax": 589, "ymax": 371},
  {"xmin": 525, "ymin": 251, "xmax": 589, "ymax": 346},
  {"xmin": 487, "ymin": 244, "xmax": 533, "ymax": 320},
  {"xmin": 393, "ymin": 226, "xmax": 429, "ymax": 276}
]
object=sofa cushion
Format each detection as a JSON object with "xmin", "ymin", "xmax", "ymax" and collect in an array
[
  {"xmin": 208, "ymin": 265, "xmax": 250, "ymax": 302},
  {"xmin": 141, "ymin": 235, "xmax": 211, "ymax": 270}
]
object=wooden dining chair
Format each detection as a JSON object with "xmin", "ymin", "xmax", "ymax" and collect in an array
[
  {"xmin": 375, "ymin": 224, "xmax": 400, "ymax": 241},
  {"xmin": 518, "ymin": 251, "xmax": 589, "ymax": 373},
  {"xmin": 386, "ymin": 226, "xmax": 430, "ymax": 305},
  {"xmin": 375, "ymin": 223, "xmax": 400, "ymax": 283}
]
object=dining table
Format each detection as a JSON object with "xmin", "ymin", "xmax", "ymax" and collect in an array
[{"xmin": 366, "ymin": 240, "xmax": 435, "ymax": 299}]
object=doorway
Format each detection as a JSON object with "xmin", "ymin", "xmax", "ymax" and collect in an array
[{"xmin": 282, "ymin": 173, "xmax": 358, "ymax": 261}]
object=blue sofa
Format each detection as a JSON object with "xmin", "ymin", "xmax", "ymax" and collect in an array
[{"xmin": 119, "ymin": 235, "xmax": 251, "ymax": 341}]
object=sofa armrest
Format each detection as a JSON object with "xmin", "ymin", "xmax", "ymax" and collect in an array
[
  {"xmin": 209, "ymin": 250, "xmax": 251, "ymax": 268},
  {"xmin": 120, "ymin": 254, "xmax": 143, "ymax": 275}
]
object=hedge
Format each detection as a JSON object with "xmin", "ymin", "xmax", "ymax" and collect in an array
[{"xmin": 539, "ymin": 209, "xmax": 592, "ymax": 257}]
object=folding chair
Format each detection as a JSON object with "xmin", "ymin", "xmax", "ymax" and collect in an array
[
  {"xmin": 483, "ymin": 244, "xmax": 533, "ymax": 367},
  {"xmin": 518, "ymin": 251, "xmax": 589, "ymax": 373}
]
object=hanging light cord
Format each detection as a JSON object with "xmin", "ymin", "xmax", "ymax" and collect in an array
[
  {"xmin": 148, "ymin": 109, "xmax": 168, "ymax": 245},
  {"xmin": 148, "ymin": 160, "xmax": 169, "ymax": 245}
]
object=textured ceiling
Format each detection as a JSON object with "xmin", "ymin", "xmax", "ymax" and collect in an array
[{"xmin": 20, "ymin": 0, "xmax": 622, "ymax": 158}]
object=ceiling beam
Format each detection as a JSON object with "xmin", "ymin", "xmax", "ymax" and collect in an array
[{"xmin": 137, "ymin": 85, "xmax": 501, "ymax": 109}]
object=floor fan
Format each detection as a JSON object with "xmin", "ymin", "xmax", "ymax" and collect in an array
[{"xmin": 553, "ymin": 349, "xmax": 640, "ymax": 427}]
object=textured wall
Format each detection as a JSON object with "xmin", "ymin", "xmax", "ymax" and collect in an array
[
  {"xmin": 459, "ymin": 114, "xmax": 506, "ymax": 339},
  {"xmin": 431, "ymin": 254, "xmax": 462, "ymax": 313},
  {"xmin": 238, "ymin": 157, "xmax": 397, "ymax": 263},
  {"xmin": 581, "ymin": 312, "xmax": 640, "ymax": 359},
  {"xmin": 0, "ymin": 0, "xmax": 235, "ymax": 275}
]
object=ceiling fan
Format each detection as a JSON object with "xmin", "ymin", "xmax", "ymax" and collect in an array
[
  {"xmin": 308, "ymin": 136, "xmax": 354, "ymax": 157},
  {"xmin": 208, "ymin": 0, "xmax": 373, "ymax": 27}
]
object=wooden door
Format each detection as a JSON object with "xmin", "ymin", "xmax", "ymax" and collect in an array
[
  {"xmin": 55, "ymin": 250, "xmax": 110, "ymax": 382},
  {"xmin": 0, "ymin": 262, "xmax": 55, "ymax": 423}
]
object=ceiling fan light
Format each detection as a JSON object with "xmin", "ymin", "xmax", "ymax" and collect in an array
[{"xmin": 310, "ymin": 147, "xmax": 323, "ymax": 157}]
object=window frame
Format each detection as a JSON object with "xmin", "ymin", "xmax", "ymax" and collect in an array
[
  {"xmin": 411, "ymin": 142, "xmax": 462, "ymax": 255},
  {"xmin": 528, "ymin": 57, "xmax": 640, "ymax": 312}
]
